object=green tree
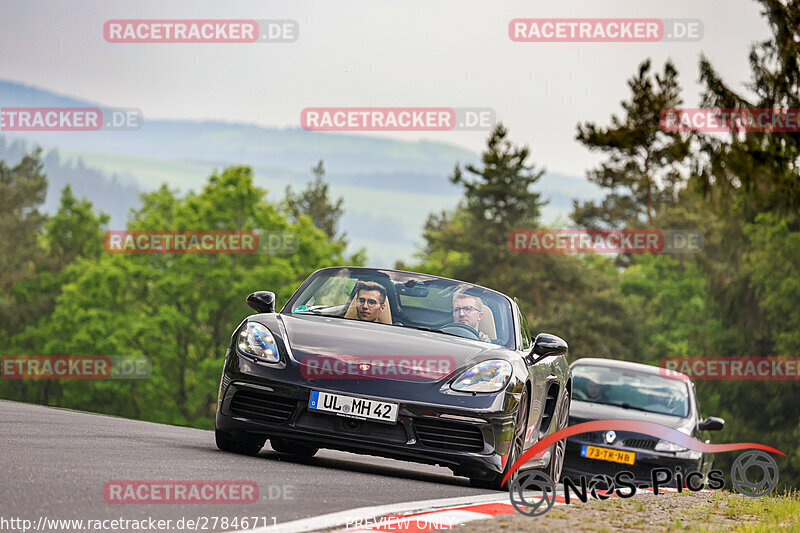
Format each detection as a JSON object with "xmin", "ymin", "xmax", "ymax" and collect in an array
[
  {"xmin": 412, "ymin": 123, "xmax": 545, "ymax": 285},
  {"xmin": 1, "ymin": 165, "xmax": 350, "ymax": 428},
  {"xmin": 43, "ymin": 184, "xmax": 109, "ymax": 267},
  {"xmin": 285, "ymin": 160, "xmax": 346, "ymax": 243},
  {"xmin": 406, "ymin": 124, "xmax": 641, "ymax": 360},
  {"xmin": 0, "ymin": 150, "xmax": 47, "ymax": 294},
  {"xmin": 573, "ymin": 60, "xmax": 691, "ymax": 229},
  {"xmin": 694, "ymin": 0, "xmax": 800, "ymax": 220}
]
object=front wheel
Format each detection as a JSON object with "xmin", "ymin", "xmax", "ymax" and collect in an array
[
  {"xmin": 215, "ymin": 429, "xmax": 266, "ymax": 456},
  {"xmin": 469, "ymin": 387, "xmax": 529, "ymax": 491}
]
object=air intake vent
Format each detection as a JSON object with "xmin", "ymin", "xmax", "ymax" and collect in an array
[
  {"xmin": 571, "ymin": 432, "xmax": 599, "ymax": 443},
  {"xmin": 538, "ymin": 384, "xmax": 560, "ymax": 438},
  {"xmin": 414, "ymin": 419, "xmax": 484, "ymax": 452},
  {"xmin": 230, "ymin": 389, "xmax": 297, "ymax": 424},
  {"xmin": 623, "ymin": 438, "xmax": 657, "ymax": 450}
]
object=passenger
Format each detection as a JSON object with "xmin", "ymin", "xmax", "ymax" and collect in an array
[
  {"xmin": 452, "ymin": 293, "xmax": 492, "ymax": 342},
  {"xmin": 353, "ymin": 281, "xmax": 387, "ymax": 322}
]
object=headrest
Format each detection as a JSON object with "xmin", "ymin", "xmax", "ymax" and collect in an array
[{"xmin": 478, "ymin": 305, "xmax": 497, "ymax": 340}]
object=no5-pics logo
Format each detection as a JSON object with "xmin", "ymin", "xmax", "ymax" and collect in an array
[{"xmin": 507, "ymin": 420, "xmax": 783, "ymax": 517}]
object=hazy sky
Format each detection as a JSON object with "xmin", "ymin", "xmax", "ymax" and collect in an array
[{"xmin": 1, "ymin": 0, "xmax": 770, "ymax": 178}]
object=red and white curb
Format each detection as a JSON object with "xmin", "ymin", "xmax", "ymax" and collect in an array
[
  {"xmin": 241, "ymin": 493, "xmax": 510, "ymax": 533},
  {"xmin": 333, "ymin": 487, "xmax": 711, "ymax": 532},
  {"xmin": 243, "ymin": 487, "xmax": 712, "ymax": 533}
]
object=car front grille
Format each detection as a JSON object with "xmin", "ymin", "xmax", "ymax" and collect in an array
[
  {"xmin": 229, "ymin": 389, "xmax": 297, "ymax": 424},
  {"xmin": 414, "ymin": 418, "xmax": 485, "ymax": 452},
  {"xmin": 570, "ymin": 432, "xmax": 599, "ymax": 443},
  {"xmin": 624, "ymin": 438, "xmax": 657, "ymax": 450}
]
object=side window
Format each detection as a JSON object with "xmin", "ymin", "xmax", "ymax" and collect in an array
[{"xmin": 515, "ymin": 298, "xmax": 533, "ymax": 350}]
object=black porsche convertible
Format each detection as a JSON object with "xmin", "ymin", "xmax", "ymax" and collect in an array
[{"xmin": 214, "ymin": 266, "xmax": 572, "ymax": 489}]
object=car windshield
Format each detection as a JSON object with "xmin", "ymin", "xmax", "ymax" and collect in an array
[
  {"xmin": 572, "ymin": 364, "xmax": 690, "ymax": 417},
  {"xmin": 284, "ymin": 267, "xmax": 516, "ymax": 349}
]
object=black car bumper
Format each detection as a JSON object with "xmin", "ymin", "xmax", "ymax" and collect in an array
[
  {"xmin": 215, "ymin": 352, "xmax": 522, "ymax": 480},
  {"xmin": 562, "ymin": 435, "xmax": 703, "ymax": 487}
]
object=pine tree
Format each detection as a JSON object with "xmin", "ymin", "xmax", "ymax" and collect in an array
[
  {"xmin": 694, "ymin": 0, "xmax": 800, "ymax": 221},
  {"xmin": 572, "ymin": 60, "xmax": 691, "ymax": 228},
  {"xmin": 285, "ymin": 160, "xmax": 346, "ymax": 243}
]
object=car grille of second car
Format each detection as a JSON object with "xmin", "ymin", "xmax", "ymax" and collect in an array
[{"xmin": 623, "ymin": 438, "xmax": 657, "ymax": 450}]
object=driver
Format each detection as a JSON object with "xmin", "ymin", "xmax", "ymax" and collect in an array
[
  {"xmin": 452, "ymin": 294, "xmax": 491, "ymax": 342},
  {"xmin": 584, "ymin": 380, "xmax": 607, "ymax": 402},
  {"xmin": 353, "ymin": 281, "xmax": 387, "ymax": 322}
]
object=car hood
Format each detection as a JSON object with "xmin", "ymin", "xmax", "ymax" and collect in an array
[
  {"xmin": 278, "ymin": 314, "xmax": 509, "ymax": 383},
  {"xmin": 569, "ymin": 399, "xmax": 694, "ymax": 434}
]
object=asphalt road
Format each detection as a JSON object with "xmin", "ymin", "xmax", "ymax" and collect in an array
[{"xmin": 0, "ymin": 400, "xmax": 496, "ymax": 530}]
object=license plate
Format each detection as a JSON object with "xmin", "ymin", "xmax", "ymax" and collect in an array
[
  {"xmin": 581, "ymin": 445, "xmax": 635, "ymax": 465},
  {"xmin": 308, "ymin": 390, "xmax": 398, "ymax": 424}
]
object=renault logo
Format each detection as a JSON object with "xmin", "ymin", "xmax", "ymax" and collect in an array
[{"xmin": 603, "ymin": 430, "xmax": 616, "ymax": 444}]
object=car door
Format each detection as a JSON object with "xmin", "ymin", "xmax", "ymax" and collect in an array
[{"xmin": 515, "ymin": 298, "xmax": 550, "ymax": 448}]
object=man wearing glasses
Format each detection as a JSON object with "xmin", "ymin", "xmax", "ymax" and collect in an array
[
  {"xmin": 353, "ymin": 281, "xmax": 387, "ymax": 322},
  {"xmin": 452, "ymin": 294, "xmax": 491, "ymax": 342}
]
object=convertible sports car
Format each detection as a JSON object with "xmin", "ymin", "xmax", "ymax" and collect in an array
[
  {"xmin": 215, "ymin": 266, "xmax": 572, "ymax": 489},
  {"xmin": 563, "ymin": 358, "xmax": 725, "ymax": 486}
]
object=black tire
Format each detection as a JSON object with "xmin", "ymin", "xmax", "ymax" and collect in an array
[
  {"xmin": 542, "ymin": 390, "xmax": 570, "ymax": 482},
  {"xmin": 215, "ymin": 429, "xmax": 266, "ymax": 456},
  {"xmin": 270, "ymin": 437, "xmax": 319, "ymax": 457},
  {"xmin": 469, "ymin": 387, "xmax": 529, "ymax": 491}
]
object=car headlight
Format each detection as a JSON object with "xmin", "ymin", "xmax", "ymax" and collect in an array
[
  {"xmin": 450, "ymin": 360, "xmax": 512, "ymax": 393},
  {"xmin": 654, "ymin": 439, "xmax": 687, "ymax": 452},
  {"xmin": 237, "ymin": 322, "xmax": 280, "ymax": 363}
]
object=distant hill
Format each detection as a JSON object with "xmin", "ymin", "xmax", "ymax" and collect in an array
[
  {"xmin": 0, "ymin": 137, "xmax": 140, "ymax": 229},
  {"xmin": 0, "ymin": 80, "xmax": 602, "ymax": 266}
]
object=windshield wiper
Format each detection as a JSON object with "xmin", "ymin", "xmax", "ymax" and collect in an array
[
  {"xmin": 399, "ymin": 324, "xmax": 463, "ymax": 338},
  {"xmin": 589, "ymin": 400, "xmax": 658, "ymax": 414}
]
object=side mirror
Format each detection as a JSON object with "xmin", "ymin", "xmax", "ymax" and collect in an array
[
  {"xmin": 698, "ymin": 416, "xmax": 725, "ymax": 431},
  {"xmin": 246, "ymin": 291, "xmax": 276, "ymax": 314},
  {"xmin": 529, "ymin": 333, "xmax": 568, "ymax": 363}
]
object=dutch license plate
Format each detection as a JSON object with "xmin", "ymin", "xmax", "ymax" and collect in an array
[
  {"xmin": 308, "ymin": 390, "xmax": 398, "ymax": 424},
  {"xmin": 581, "ymin": 445, "xmax": 635, "ymax": 465}
]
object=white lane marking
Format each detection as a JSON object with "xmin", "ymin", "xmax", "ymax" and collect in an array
[{"xmin": 239, "ymin": 493, "xmax": 512, "ymax": 533}]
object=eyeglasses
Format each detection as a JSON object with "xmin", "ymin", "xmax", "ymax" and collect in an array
[
  {"xmin": 358, "ymin": 297, "xmax": 380, "ymax": 306},
  {"xmin": 453, "ymin": 306, "xmax": 480, "ymax": 315}
]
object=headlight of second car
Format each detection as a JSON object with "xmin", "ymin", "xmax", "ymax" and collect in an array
[
  {"xmin": 654, "ymin": 439, "xmax": 687, "ymax": 452},
  {"xmin": 237, "ymin": 322, "xmax": 280, "ymax": 363},
  {"xmin": 450, "ymin": 360, "xmax": 512, "ymax": 393}
]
